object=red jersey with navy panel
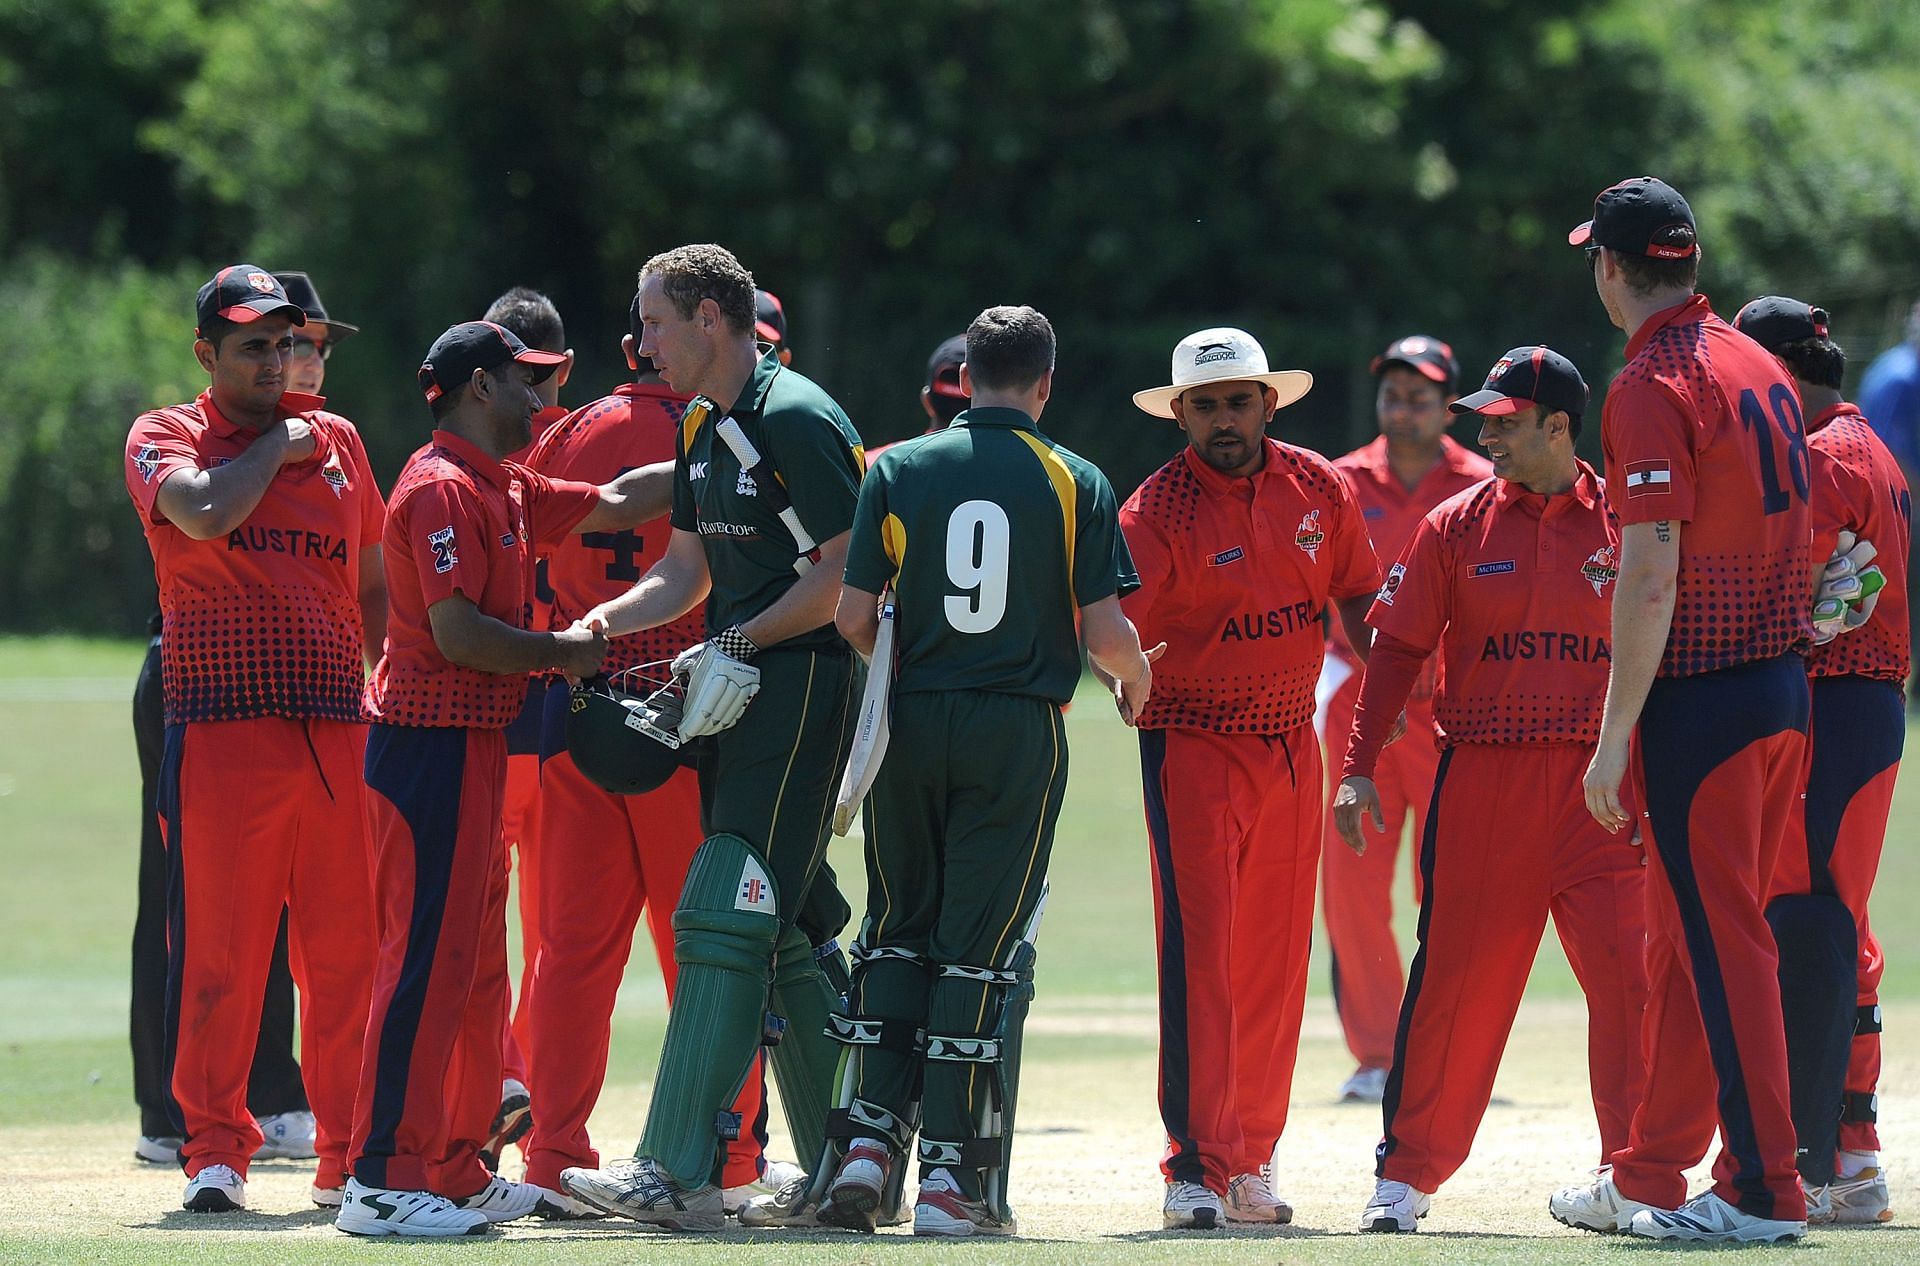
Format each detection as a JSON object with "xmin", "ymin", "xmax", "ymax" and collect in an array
[
  {"xmin": 1600, "ymin": 295, "xmax": 1813, "ymax": 675},
  {"xmin": 522, "ymin": 384, "xmax": 707, "ymax": 674},
  {"xmin": 125, "ymin": 389, "xmax": 385, "ymax": 724},
  {"xmin": 1121, "ymin": 438, "xmax": 1379, "ymax": 734},
  {"xmin": 1806, "ymin": 401, "xmax": 1911, "ymax": 683},
  {"xmin": 368, "ymin": 430, "xmax": 600, "ymax": 728}
]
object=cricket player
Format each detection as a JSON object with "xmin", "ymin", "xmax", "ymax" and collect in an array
[
  {"xmin": 1120, "ymin": 328, "xmax": 1380, "ymax": 1229},
  {"xmin": 818, "ymin": 305, "xmax": 1150, "ymax": 1236},
  {"xmin": 1322, "ymin": 335, "xmax": 1490, "ymax": 1102},
  {"xmin": 1333, "ymin": 347, "xmax": 1649, "ymax": 1231},
  {"xmin": 277, "ymin": 271, "xmax": 359, "ymax": 398},
  {"xmin": 1550, "ymin": 177, "xmax": 1811, "ymax": 1244},
  {"xmin": 1735, "ymin": 295, "xmax": 1909, "ymax": 1224},
  {"xmin": 558, "ymin": 244, "xmax": 865, "ymax": 1232},
  {"xmin": 516, "ymin": 294, "xmax": 783, "ymax": 1217},
  {"xmin": 338, "ymin": 319, "xmax": 665, "ymax": 1237},
  {"xmin": 865, "ymin": 333, "xmax": 967, "ymax": 463},
  {"xmin": 124, "ymin": 266, "xmax": 386, "ymax": 1214}
]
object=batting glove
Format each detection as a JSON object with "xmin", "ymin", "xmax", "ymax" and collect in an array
[
  {"xmin": 1811, "ymin": 531, "xmax": 1885, "ymax": 644},
  {"xmin": 673, "ymin": 626, "xmax": 761, "ymax": 738}
]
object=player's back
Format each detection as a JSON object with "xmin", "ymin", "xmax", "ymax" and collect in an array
[
  {"xmin": 864, "ymin": 408, "xmax": 1107, "ymax": 704},
  {"xmin": 1807, "ymin": 402, "xmax": 1912, "ymax": 682}
]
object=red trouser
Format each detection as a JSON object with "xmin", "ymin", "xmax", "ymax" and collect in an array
[
  {"xmin": 351, "ymin": 724, "xmax": 511, "ymax": 1198},
  {"xmin": 1141, "ymin": 721, "xmax": 1321, "ymax": 1192},
  {"xmin": 500, "ymin": 751, "xmax": 540, "ymax": 1086},
  {"xmin": 1611, "ymin": 657, "xmax": 1808, "ymax": 1221},
  {"xmin": 159, "ymin": 716, "xmax": 375, "ymax": 1184},
  {"xmin": 1319, "ymin": 674, "xmax": 1439, "ymax": 1070},
  {"xmin": 1376, "ymin": 743, "xmax": 1648, "ymax": 1191},
  {"xmin": 521, "ymin": 751, "xmax": 767, "ymax": 1191}
]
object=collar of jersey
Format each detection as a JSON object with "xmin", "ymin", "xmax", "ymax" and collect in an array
[
  {"xmin": 617, "ymin": 381, "xmax": 690, "ymax": 405},
  {"xmin": 198, "ymin": 388, "xmax": 326, "ymax": 439},
  {"xmin": 1624, "ymin": 292, "xmax": 1712, "ymax": 361},
  {"xmin": 723, "ymin": 347, "xmax": 784, "ymax": 418},
  {"xmin": 1809, "ymin": 400, "xmax": 1863, "ymax": 436},
  {"xmin": 953, "ymin": 406, "xmax": 1035, "ymax": 431},
  {"xmin": 1493, "ymin": 457, "xmax": 1602, "ymax": 514},
  {"xmin": 1181, "ymin": 436, "xmax": 1278, "ymax": 493},
  {"xmin": 431, "ymin": 428, "xmax": 510, "ymax": 489}
]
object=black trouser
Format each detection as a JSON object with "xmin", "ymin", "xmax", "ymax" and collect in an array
[{"xmin": 131, "ymin": 634, "xmax": 305, "ymax": 1136}]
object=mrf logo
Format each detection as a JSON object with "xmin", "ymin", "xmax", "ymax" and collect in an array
[
  {"xmin": 1295, "ymin": 509, "xmax": 1324, "ymax": 561},
  {"xmin": 428, "ymin": 526, "xmax": 457, "ymax": 574},
  {"xmin": 134, "ymin": 443, "xmax": 162, "ymax": 484},
  {"xmin": 1582, "ymin": 544, "xmax": 1619, "ymax": 596}
]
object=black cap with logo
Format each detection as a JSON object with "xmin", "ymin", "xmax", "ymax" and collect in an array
[
  {"xmin": 1451, "ymin": 346, "xmax": 1590, "ymax": 420},
  {"xmin": 195, "ymin": 265, "xmax": 307, "ymax": 334},
  {"xmin": 417, "ymin": 320, "xmax": 569, "ymax": 404},
  {"xmin": 1370, "ymin": 334, "xmax": 1459, "ymax": 390},
  {"xmin": 1568, "ymin": 177, "xmax": 1698, "ymax": 260},
  {"xmin": 1733, "ymin": 295, "xmax": 1832, "ymax": 352}
]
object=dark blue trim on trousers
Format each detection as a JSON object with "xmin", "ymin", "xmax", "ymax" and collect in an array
[
  {"xmin": 1376, "ymin": 745, "xmax": 1454, "ymax": 1174},
  {"xmin": 1139, "ymin": 728, "xmax": 1201, "ymax": 1185}
]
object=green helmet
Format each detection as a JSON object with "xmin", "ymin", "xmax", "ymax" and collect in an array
[{"xmin": 565, "ymin": 675, "xmax": 699, "ymax": 795}]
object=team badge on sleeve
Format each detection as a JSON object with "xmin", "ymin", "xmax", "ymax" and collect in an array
[
  {"xmin": 428, "ymin": 526, "xmax": 458, "ymax": 574},
  {"xmin": 1582, "ymin": 544, "xmax": 1619, "ymax": 596},
  {"xmin": 1377, "ymin": 561, "xmax": 1406, "ymax": 605},
  {"xmin": 1623, "ymin": 461, "xmax": 1672, "ymax": 497},
  {"xmin": 133, "ymin": 443, "xmax": 162, "ymax": 484},
  {"xmin": 321, "ymin": 456, "xmax": 348, "ymax": 498},
  {"xmin": 1295, "ymin": 509, "xmax": 1324, "ymax": 561}
]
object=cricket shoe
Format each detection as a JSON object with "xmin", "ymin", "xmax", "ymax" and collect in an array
[
  {"xmin": 821, "ymin": 1141, "xmax": 892, "ymax": 1232},
  {"xmin": 456, "ymin": 1174, "xmax": 547, "ymax": 1223},
  {"xmin": 560, "ymin": 1156, "xmax": 725, "ymax": 1232},
  {"xmin": 1339, "ymin": 1066, "xmax": 1389, "ymax": 1103},
  {"xmin": 335, "ymin": 1178, "xmax": 492, "ymax": 1237},
  {"xmin": 1825, "ymin": 1165, "xmax": 1894, "ymax": 1224},
  {"xmin": 182, "ymin": 1164, "xmax": 246, "ymax": 1212},
  {"xmin": 254, "ymin": 1110, "xmax": 318, "ymax": 1160},
  {"xmin": 311, "ymin": 1182, "xmax": 344, "ymax": 1208},
  {"xmin": 479, "ymin": 1078, "xmax": 532, "ymax": 1172},
  {"xmin": 913, "ymin": 1169, "xmax": 1014, "ymax": 1237},
  {"xmin": 1226, "ymin": 1167, "xmax": 1293, "ymax": 1223},
  {"xmin": 1628, "ymin": 1191, "xmax": 1805, "ymax": 1243},
  {"xmin": 1359, "ymin": 1178, "xmax": 1432, "ymax": 1232},
  {"xmin": 1548, "ymin": 1171, "xmax": 1658, "ymax": 1233},
  {"xmin": 528, "ymin": 1183, "xmax": 605, "ymax": 1220},
  {"xmin": 722, "ymin": 1158, "xmax": 806, "ymax": 1215},
  {"xmin": 737, "ymin": 1169, "xmax": 827, "ymax": 1228},
  {"xmin": 1163, "ymin": 1179, "xmax": 1224, "ymax": 1230},
  {"xmin": 135, "ymin": 1135, "xmax": 182, "ymax": 1166}
]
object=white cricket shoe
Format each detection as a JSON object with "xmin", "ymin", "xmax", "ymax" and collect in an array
[
  {"xmin": 335, "ymin": 1178, "xmax": 492, "ymax": 1237},
  {"xmin": 254, "ymin": 1110, "xmax": 318, "ymax": 1160},
  {"xmin": 528, "ymin": 1183, "xmax": 606, "ymax": 1220},
  {"xmin": 480, "ymin": 1078, "xmax": 532, "ymax": 1172},
  {"xmin": 182, "ymin": 1163, "xmax": 246, "ymax": 1212},
  {"xmin": 455, "ymin": 1175, "xmax": 545, "ymax": 1223},
  {"xmin": 1339, "ymin": 1066, "xmax": 1389, "ymax": 1103},
  {"xmin": 311, "ymin": 1182, "xmax": 344, "ymax": 1208},
  {"xmin": 722, "ymin": 1158, "xmax": 806, "ymax": 1214},
  {"xmin": 1825, "ymin": 1164, "xmax": 1894, "ymax": 1224},
  {"xmin": 136, "ymin": 1135, "xmax": 182, "ymax": 1165},
  {"xmin": 1226, "ymin": 1168, "xmax": 1293, "ymax": 1223},
  {"xmin": 913, "ymin": 1169, "xmax": 1014, "ymax": 1237},
  {"xmin": 738, "ymin": 1169, "xmax": 826, "ymax": 1228},
  {"xmin": 1548, "ymin": 1171, "xmax": 1658, "ymax": 1233},
  {"xmin": 822, "ymin": 1141, "xmax": 892, "ymax": 1232},
  {"xmin": 1359, "ymin": 1178, "xmax": 1432, "ymax": 1232},
  {"xmin": 561, "ymin": 1156, "xmax": 725, "ymax": 1231},
  {"xmin": 1163, "ymin": 1179, "xmax": 1224, "ymax": 1230},
  {"xmin": 1629, "ymin": 1191, "xmax": 1805, "ymax": 1243}
]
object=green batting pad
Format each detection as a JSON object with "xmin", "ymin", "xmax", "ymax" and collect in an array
[{"xmin": 766, "ymin": 922, "xmax": 846, "ymax": 1166}]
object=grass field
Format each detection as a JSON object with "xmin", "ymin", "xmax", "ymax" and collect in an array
[{"xmin": 1, "ymin": 634, "xmax": 1916, "ymax": 1262}]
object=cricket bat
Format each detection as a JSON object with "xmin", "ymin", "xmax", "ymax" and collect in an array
[{"xmin": 832, "ymin": 591, "xmax": 895, "ymax": 835}]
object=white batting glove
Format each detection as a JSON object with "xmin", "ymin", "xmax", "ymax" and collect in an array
[
  {"xmin": 1812, "ymin": 531, "xmax": 1884, "ymax": 644},
  {"xmin": 673, "ymin": 627, "xmax": 761, "ymax": 738}
]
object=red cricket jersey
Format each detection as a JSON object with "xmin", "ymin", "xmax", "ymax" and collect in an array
[
  {"xmin": 1356, "ymin": 464, "xmax": 1619, "ymax": 766},
  {"xmin": 125, "ymin": 389, "xmax": 385, "ymax": 724},
  {"xmin": 367, "ymin": 430, "xmax": 600, "ymax": 728},
  {"xmin": 1600, "ymin": 295, "xmax": 1813, "ymax": 676},
  {"xmin": 1121, "ymin": 439, "xmax": 1379, "ymax": 734},
  {"xmin": 521, "ymin": 383, "xmax": 707, "ymax": 675},
  {"xmin": 1329, "ymin": 434, "xmax": 1493, "ymax": 691},
  {"xmin": 1806, "ymin": 401, "xmax": 1911, "ymax": 682}
]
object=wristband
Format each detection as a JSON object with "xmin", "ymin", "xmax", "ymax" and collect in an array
[{"xmin": 714, "ymin": 624, "xmax": 759, "ymax": 662}]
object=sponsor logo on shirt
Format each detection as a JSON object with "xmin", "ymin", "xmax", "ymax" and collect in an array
[
  {"xmin": 134, "ymin": 443, "xmax": 162, "ymax": 483},
  {"xmin": 698, "ymin": 519, "xmax": 759, "ymax": 539},
  {"xmin": 1208, "ymin": 546, "xmax": 1245, "ymax": 567},
  {"xmin": 429, "ymin": 526, "xmax": 458, "ymax": 574},
  {"xmin": 1624, "ymin": 461, "xmax": 1672, "ymax": 497},
  {"xmin": 689, "ymin": 460, "xmax": 709, "ymax": 482},
  {"xmin": 1582, "ymin": 544, "xmax": 1619, "ymax": 596},
  {"xmin": 735, "ymin": 469, "xmax": 758, "ymax": 497},
  {"xmin": 1295, "ymin": 509, "xmax": 1324, "ymax": 561},
  {"xmin": 1362, "ymin": 506, "xmax": 1386, "ymax": 521},
  {"xmin": 1470, "ymin": 560, "xmax": 1516, "ymax": 577},
  {"xmin": 1377, "ymin": 561, "xmax": 1406, "ymax": 605}
]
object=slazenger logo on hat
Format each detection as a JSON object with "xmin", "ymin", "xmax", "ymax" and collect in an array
[
  {"xmin": 1193, "ymin": 341, "xmax": 1239, "ymax": 365},
  {"xmin": 1132, "ymin": 326, "xmax": 1314, "ymax": 419}
]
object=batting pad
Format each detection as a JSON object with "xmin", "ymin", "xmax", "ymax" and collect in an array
[{"xmin": 766, "ymin": 923, "xmax": 847, "ymax": 1168}]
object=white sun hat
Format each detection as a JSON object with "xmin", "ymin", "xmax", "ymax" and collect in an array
[{"xmin": 1132, "ymin": 327, "xmax": 1314, "ymax": 419}]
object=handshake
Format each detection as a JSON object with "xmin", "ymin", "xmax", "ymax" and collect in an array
[
  {"xmin": 562, "ymin": 610, "xmax": 762, "ymax": 739},
  {"xmin": 1811, "ymin": 530, "xmax": 1886, "ymax": 645}
]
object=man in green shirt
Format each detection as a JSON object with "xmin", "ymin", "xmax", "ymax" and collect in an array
[
  {"xmin": 558, "ymin": 244, "xmax": 862, "ymax": 1231},
  {"xmin": 820, "ymin": 305, "xmax": 1157, "ymax": 1236}
]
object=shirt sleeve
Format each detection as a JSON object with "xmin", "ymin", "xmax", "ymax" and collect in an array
[
  {"xmin": 842, "ymin": 460, "xmax": 896, "ymax": 594},
  {"xmin": 520, "ymin": 467, "xmax": 604, "ymax": 546},
  {"xmin": 1602, "ymin": 381, "xmax": 1697, "ymax": 525},
  {"xmin": 1807, "ymin": 436, "xmax": 1868, "ymax": 568},
  {"xmin": 397, "ymin": 480, "xmax": 495, "ymax": 609},
  {"xmin": 765, "ymin": 408, "xmax": 864, "ymax": 548},
  {"xmin": 333, "ymin": 421, "xmax": 387, "ymax": 549},
  {"xmin": 1342, "ymin": 631, "xmax": 1427, "ymax": 780},
  {"xmin": 1118, "ymin": 501, "xmax": 1173, "ymax": 634},
  {"xmin": 124, "ymin": 412, "xmax": 204, "ymax": 525},
  {"xmin": 1327, "ymin": 476, "xmax": 1382, "ymax": 601},
  {"xmin": 1364, "ymin": 515, "xmax": 1449, "ymax": 656},
  {"xmin": 1074, "ymin": 468, "xmax": 1139, "ymax": 606}
]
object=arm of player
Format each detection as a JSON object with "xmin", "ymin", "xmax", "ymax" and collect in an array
[
  {"xmin": 834, "ymin": 582, "xmax": 883, "ymax": 659},
  {"xmin": 736, "ymin": 530, "xmax": 853, "ymax": 649},
  {"xmin": 1333, "ymin": 631, "xmax": 1426, "ymax": 855},
  {"xmin": 1584, "ymin": 519, "xmax": 1679, "ymax": 833},
  {"xmin": 570, "ymin": 460, "xmax": 675, "ymax": 535},
  {"xmin": 152, "ymin": 419, "xmax": 316, "ymax": 540},
  {"xmin": 582, "ymin": 527, "xmax": 712, "ymax": 637},
  {"xmin": 357, "ymin": 544, "xmax": 388, "ymax": 670},
  {"xmin": 1082, "ymin": 595, "xmax": 1165, "ymax": 726},
  {"xmin": 428, "ymin": 594, "xmax": 606, "ymax": 679},
  {"xmin": 1335, "ymin": 592, "xmax": 1374, "ymax": 663}
]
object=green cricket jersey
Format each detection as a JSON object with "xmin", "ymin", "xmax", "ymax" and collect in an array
[
  {"xmin": 669, "ymin": 349, "xmax": 866, "ymax": 652},
  {"xmin": 844, "ymin": 406, "xmax": 1138, "ymax": 704}
]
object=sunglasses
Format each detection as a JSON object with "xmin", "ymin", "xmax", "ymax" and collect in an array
[
  {"xmin": 1584, "ymin": 244, "xmax": 1602, "ymax": 271},
  {"xmin": 290, "ymin": 336, "xmax": 331, "ymax": 362}
]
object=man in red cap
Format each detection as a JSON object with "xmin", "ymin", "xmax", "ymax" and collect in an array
[
  {"xmin": 1320, "ymin": 334, "xmax": 1489, "ymax": 1103},
  {"xmin": 1550, "ymin": 177, "xmax": 1811, "ymax": 1245}
]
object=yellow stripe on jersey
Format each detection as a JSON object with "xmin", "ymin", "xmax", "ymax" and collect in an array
[
  {"xmin": 851, "ymin": 442, "xmax": 867, "ymax": 476},
  {"xmin": 1012, "ymin": 430, "xmax": 1077, "ymax": 593},
  {"xmin": 882, "ymin": 512, "xmax": 908, "ymax": 580},
  {"xmin": 679, "ymin": 397, "xmax": 713, "ymax": 457}
]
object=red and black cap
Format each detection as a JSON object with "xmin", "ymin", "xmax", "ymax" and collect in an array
[
  {"xmin": 272, "ymin": 271, "xmax": 358, "ymax": 343},
  {"xmin": 1569, "ymin": 176, "xmax": 1697, "ymax": 260},
  {"xmin": 1370, "ymin": 334, "xmax": 1459, "ymax": 390},
  {"xmin": 1733, "ymin": 295, "xmax": 1831, "ymax": 351},
  {"xmin": 926, "ymin": 333, "xmax": 968, "ymax": 400},
  {"xmin": 1451, "ymin": 346, "xmax": 1590, "ymax": 420},
  {"xmin": 195, "ymin": 264, "xmax": 306, "ymax": 333},
  {"xmin": 417, "ymin": 320, "xmax": 568, "ymax": 404},
  {"xmin": 754, "ymin": 288, "xmax": 788, "ymax": 346}
]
